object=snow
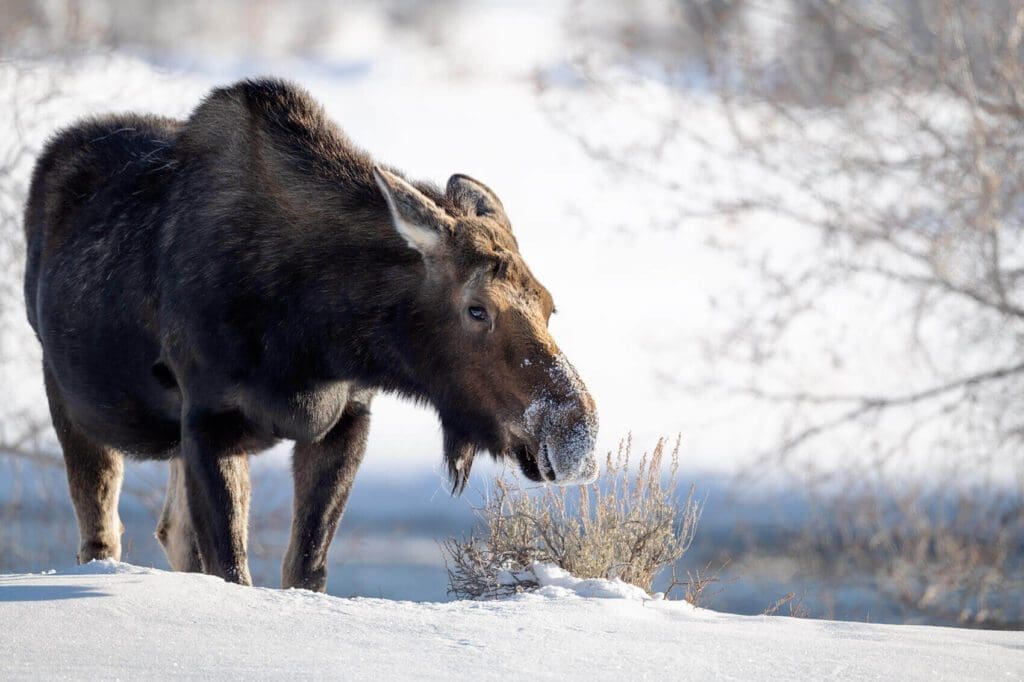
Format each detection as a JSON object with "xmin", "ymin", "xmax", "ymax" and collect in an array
[
  {"xmin": 0, "ymin": 561, "xmax": 1020, "ymax": 680},
  {"xmin": 531, "ymin": 562, "xmax": 654, "ymax": 600},
  {"xmin": 1, "ymin": 2, "xmax": 1020, "ymax": 666}
]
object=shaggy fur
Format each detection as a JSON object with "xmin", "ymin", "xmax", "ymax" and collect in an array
[{"xmin": 24, "ymin": 78, "xmax": 596, "ymax": 590}]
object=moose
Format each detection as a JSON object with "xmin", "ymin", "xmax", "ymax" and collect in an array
[{"xmin": 23, "ymin": 78, "xmax": 598, "ymax": 590}]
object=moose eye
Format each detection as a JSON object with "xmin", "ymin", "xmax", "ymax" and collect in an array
[{"xmin": 468, "ymin": 306, "xmax": 489, "ymax": 323}]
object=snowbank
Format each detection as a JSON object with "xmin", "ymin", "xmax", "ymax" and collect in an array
[
  {"xmin": 530, "ymin": 562, "xmax": 658, "ymax": 600},
  {"xmin": 0, "ymin": 562, "xmax": 1019, "ymax": 680}
]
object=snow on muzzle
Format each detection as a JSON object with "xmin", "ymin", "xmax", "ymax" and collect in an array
[{"xmin": 523, "ymin": 353, "xmax": 599, "ymax": 485}]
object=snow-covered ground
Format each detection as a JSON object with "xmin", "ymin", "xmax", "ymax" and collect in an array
[
  {"xmin": 1, "ymin": 0, "xmax": 1020, "ymax": 645},
  {"xmin": 1, "ymin": 561, "xmax": 1020, "ymax": 680}
]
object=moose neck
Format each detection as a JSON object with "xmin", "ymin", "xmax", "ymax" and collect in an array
[
  {"xmin": 244, "ymin": 128, "xmax": 451, "ymax": 403},
  {"xmin": 292, "ymin": 204, "xmax": 441, "ymax": 403}
]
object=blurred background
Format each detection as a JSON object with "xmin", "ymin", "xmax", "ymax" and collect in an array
[{"xmin": 1, "ymin": 0, "xmax": 1022, "ymax": 628}]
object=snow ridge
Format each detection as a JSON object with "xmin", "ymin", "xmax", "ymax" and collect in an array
[{"xmin": 1, "ymin": 562, "xmax": 1021, "ymax": 680}]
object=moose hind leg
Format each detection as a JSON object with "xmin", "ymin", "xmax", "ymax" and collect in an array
[
  {"xmin": 44, "ymin": 367, "xmax": 124, "ymax": 563},
  {"xmin": 181, "ymin": 409, "xmax": 252, "ymax": 585},
  {"xmin": 283, "ymin": 390, "xmax": 373, "ymax": 592},
  {"xmin": 156, "ymin": 458, "xmax": 203, "ymax": 572}
]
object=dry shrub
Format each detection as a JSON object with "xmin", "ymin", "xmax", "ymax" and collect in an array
[
  {"xmin": 763, "ymin": 592, "xmax": 809, "ymax": 618},
  {"xmin": 798, "ymin": 480, "xmax": 1024, "ymax": 628},
  {"xmin": 664, "ymin": 559, "xmax": 731, "ymax": 609},
  {"xmin": 443, "ymin": 435, "xmax": 701, "ymax": 599}
]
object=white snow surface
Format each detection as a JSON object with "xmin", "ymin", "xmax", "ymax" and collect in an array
[
  {"xmin": 531, "ymin": 562, "xmax": 651, "ymax": 600},
  {"xmin": 0, "ymin": 561, "xmax": 1020, "ymax": 680}
]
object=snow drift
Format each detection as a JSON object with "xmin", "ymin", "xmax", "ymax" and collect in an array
[{"xmin": 0, "ymin": 561, "xmax": 1020, "ymax": 680}]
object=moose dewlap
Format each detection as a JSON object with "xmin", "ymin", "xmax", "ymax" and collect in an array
[{"xmin": 23, "ymin": 77, "xmax": 598, "ymax": 590}]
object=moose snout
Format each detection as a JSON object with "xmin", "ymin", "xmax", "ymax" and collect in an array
[
  {"xmin": 523, "ymin": 354, "xmax": 599, "ymax": 485},
  {"xmin": 540, "ymin": 399, "xmax": 599, "ymax": 485}
]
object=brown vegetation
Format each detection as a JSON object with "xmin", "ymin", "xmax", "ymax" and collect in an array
[{"xmin": 443, "ymin": 436, "xmax": 701, "ymax": 599}]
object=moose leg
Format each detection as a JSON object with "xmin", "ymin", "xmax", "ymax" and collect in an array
[
  {"xmin": 44, "ymin": 367, "xmax": 125, "ymax": 563},
  {"xmin": 283, "ymin": 391, "xmax": 373, "ymax": 591},
  {"xmin": 155, "ymin": 457, "xmax": 203, "ymax": 572},
  {"xmin": 180, "ymin": 409, "xmax": 252, "ymax": 585}
]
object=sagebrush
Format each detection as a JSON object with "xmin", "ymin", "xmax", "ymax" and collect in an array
[{"xmin": 443, "ymin": 435, "xmax": 701, "ymax": 599}]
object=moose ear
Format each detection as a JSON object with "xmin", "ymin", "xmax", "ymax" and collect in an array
[
  {"xmin": 446, "ymin": 174, "xmax": 508, "ymax": 223},
  {"xmin": 373, "ymin": 167, "xmax": 454, "ymax": 256}
]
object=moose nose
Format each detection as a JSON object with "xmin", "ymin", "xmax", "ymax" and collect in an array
[
  {"xmin": 542, "ymin": 398, "xmax": 599, "ymax": 485},
  {"xmin": 524, "ymin": 354, "xmax": 599, "ymax": 485}
]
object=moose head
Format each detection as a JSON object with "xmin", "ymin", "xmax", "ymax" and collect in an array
[{"xmin": 374, "ymin": 167, "xmax": 599, "ymax": 492}]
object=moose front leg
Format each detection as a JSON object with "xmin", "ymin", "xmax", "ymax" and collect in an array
[
  {"xmin": 181, "ymin": 409, "xmax": 252, "ymax": 585},
  {"xmin": 283, "ymin": 390, "xmax": 373, "ymax": 592}
]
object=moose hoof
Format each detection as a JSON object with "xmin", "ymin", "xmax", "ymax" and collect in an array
[
  {"xmin": 77, "ymin": 539, "xmax": 121, "ymax": 564},
  {"xmin": 282, "ymin": 567, "xmax": 327, "ymax": 593}
]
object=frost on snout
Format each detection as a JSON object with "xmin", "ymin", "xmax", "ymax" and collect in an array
[{"xmin": 523, "ymin": 354, "xmax": 599, "ymax": 485}]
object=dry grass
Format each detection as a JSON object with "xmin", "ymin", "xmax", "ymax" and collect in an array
[
  {"xmin": 664, "ymin": 559, "xmax": 731, "ymax": 608},
  {"xmin": 763, "ymin": 592, "xmax": 809, "ymax": 618},
  {"xmin": 443, "ymin": 435, "xmax": 702, "ymax": 599},
  {"xmin": 796, "ymin": 479, "xmax": 1024, "ymax": 628}
]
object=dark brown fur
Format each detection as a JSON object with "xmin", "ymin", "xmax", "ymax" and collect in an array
[{"xmin": 24, "ymin": 78, "xmax": 597, "ymax": 590}]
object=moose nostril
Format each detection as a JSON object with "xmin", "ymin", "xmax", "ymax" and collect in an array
[
  {"xmin": 151, "ymin": 362, "xmax": 177, "ymax": 390},
  {"xmin": 537, "ymin": 441, "xmax": 557, "ymax": 482}
]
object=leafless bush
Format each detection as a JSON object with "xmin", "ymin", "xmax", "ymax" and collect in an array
[
  {"xmin": 664, "ymin": 558, "xmax": 730, "ymax": 608},
  {"xmin": 443, "ymin": 436, "xmax": 702, "ymax": 599},
  {"xmin": 546, "ymin": 0, "xmax": 1024, "ymax": 627},
  {"xmin": 0, "ymin": 60, "xmax": 69, "ymax": 532},
  {"xmin": 551, "ymin": 1, "xmax": 1024, "ymax": 472},
  {"xmin": 0, "ymin": 0, "xmax": 466, "ymax": 62},
  {"xmin": 763, "ymin": 591, "xmax": 809, "ymax": 618},
  {"xmin": 795, "ymin": 477, "xmax": 1024, "ymax": 627}
]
